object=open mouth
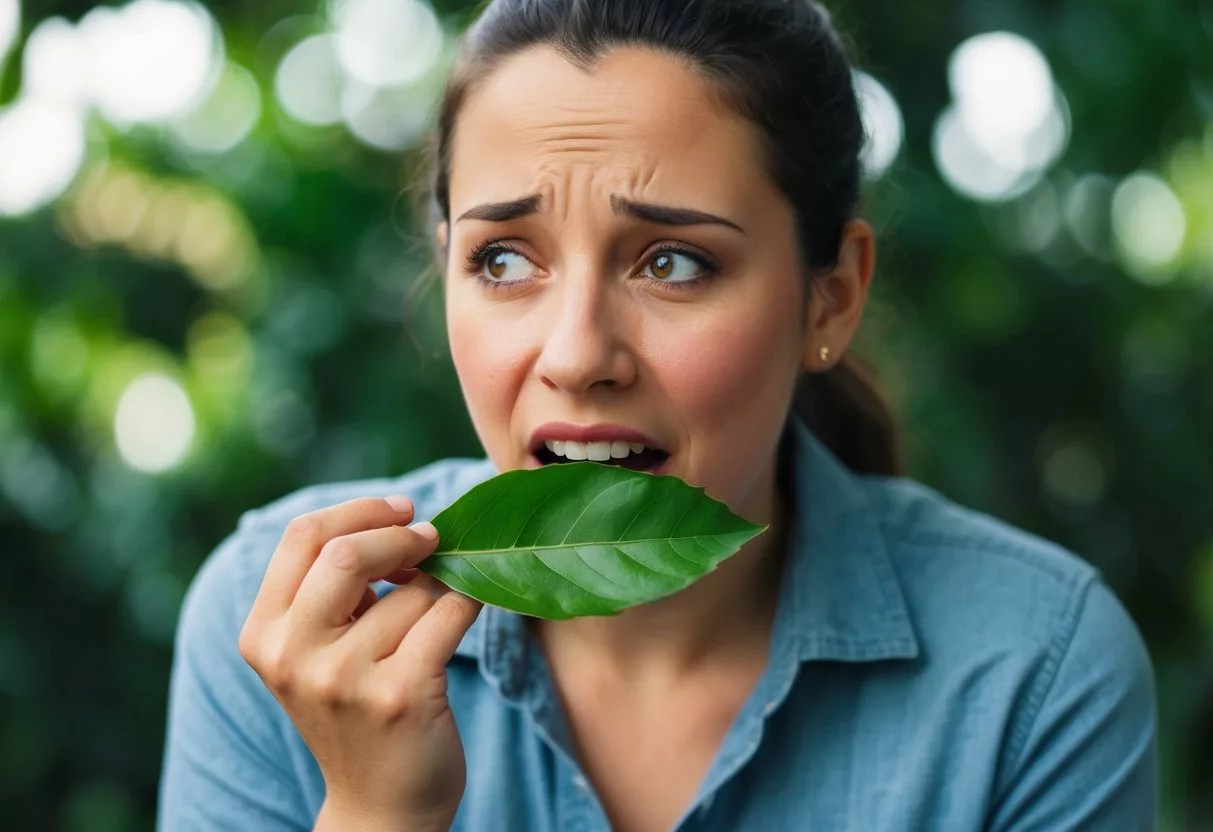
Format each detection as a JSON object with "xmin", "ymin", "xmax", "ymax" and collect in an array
[{"xmin": 534, "ymin": 440, "xmax": 670, "ymax": 473}]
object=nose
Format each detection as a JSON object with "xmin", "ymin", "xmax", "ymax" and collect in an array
[{"xmin": 534, "ymin": 280, "xmax": 637, "ymax": 395}]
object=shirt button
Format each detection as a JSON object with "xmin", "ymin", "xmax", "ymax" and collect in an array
[{"xmin": 572, "ymin": 773, "xmax": 590, "ymax": 792}]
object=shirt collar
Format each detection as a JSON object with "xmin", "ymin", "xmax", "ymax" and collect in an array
[
  {"xmin": 782, "ymin": 417, "xmax": 920, "ymax": 662},
  {"xmin": 453, "ymin": 418, "xmax": 920, "ymax": 665}
]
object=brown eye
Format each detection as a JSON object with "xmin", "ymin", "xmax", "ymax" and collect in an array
[
  {"xmin": 488, "ymin": 252, "xmax": 509, "ymax": 279},
  {"xmin": 641, "ymin": 249, "xmax": 708, "ymax": 284},
  {"xmin": 649, "ymin": 253, "xmax": 674, "ymax": 279},
  {"xmin": 473, "ymin": 247, "xmax": 533, "ymax": 284}
]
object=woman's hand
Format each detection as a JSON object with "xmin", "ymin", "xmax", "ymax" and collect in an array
[{"xmin": 238, "ymin": 496, "xmax": 482, "ymax": 832}]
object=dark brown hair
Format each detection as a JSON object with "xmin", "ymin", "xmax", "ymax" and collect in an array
[{"xmin": 427, "ymin": 0, "xmax": 902, "ymax": 476}]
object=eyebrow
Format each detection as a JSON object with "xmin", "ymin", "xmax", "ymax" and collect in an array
[
  {"xmin": 610, "ymin": 195, "xmax": 746, "ymax": 235},
  {"xmin": 456, "ymin": 195, "xmax": 542, "ymax": 223},
  {"xmin": 455, "ymin": 193, "xmax": 746, "ymax": 235}
]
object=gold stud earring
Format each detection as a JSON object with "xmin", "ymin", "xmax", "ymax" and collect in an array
[{"xmin": 818, "ymin": 345, "xmax": 832, "ymax": 363}]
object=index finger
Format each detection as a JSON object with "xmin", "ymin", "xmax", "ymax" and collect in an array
[
  {"xmin": 251, "ymin": 496, "xmax": 413, "ymax": 619},
  {"xmin": 288, "ymin": 522, "xmax": 441, "ymax": 635}
]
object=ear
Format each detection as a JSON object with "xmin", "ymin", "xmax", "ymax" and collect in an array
[
  {"xmin": 802, "ymin": 218, "xmax": 876, "ymax": 372},
  {"xmin": 435, "ymin": 220, "xmax": 449, "ymax": 253}
]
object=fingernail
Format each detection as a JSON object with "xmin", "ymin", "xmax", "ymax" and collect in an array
[
  {"xmin": 409, "ymin": 521, "xmax": 438, "ymax": 542},
  {"xmin": 385, "ymin": 495, "xmax": 412, "ymax": 513}
]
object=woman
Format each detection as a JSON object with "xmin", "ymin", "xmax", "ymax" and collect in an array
[{"xmin": 158, "ymin": 1, "xmax": 1157, "ymax": 829}]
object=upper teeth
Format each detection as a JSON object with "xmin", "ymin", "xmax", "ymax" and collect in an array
[{"xmin": 545, "ymin": 440, "xmax": 646, "ymax": 462}]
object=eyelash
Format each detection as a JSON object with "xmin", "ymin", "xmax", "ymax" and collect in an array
[
  {"xmin": 463, "ymin": 240, "xmax": 719, "ymax": 291},
  {"xmin": 465, "ymin": 239, "xmax": 525, "ymax": 291}
]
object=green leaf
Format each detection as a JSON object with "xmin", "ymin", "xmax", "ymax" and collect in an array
[{"xmin": 418, "ymin": 462, "xmax": 767, "ymax": 619}]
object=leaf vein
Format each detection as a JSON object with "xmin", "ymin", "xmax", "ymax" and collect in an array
[
  {"xmin": 449, "ymin": 486, "xmax": 510, "ymax": 550},
  {"xmin": 437, "ymin": 530, "xmax": 752, "ymax": 557},
  {"xmin": 556, "ymin": 478, "xmax": 636, "ymax": 545},
  {"xmin": 511, "ymin": 483, "xmax": 566, "ymax": 548},
  {"xmin": 570, "ymin": 546, "xmax": 624, "ymax": 589},
  {"xmin": 610, "ymin": 544, "xmax": 684, "ymax": 579},
  {"xmin": 462, "ymin": 556, "xmax": 533, "ymax": 603}
]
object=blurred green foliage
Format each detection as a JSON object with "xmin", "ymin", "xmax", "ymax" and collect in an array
[{"xmin": 0, "ymin": 0, "xmax": 1211, "ymax": 829}]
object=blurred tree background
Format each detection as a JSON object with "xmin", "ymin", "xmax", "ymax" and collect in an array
[{"xmin": 0, "ymin": 0, "xmax": 1210, "ymax": 829}]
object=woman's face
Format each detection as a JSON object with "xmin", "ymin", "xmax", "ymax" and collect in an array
[{"xmin": 443, "ymin": 46, "xmax": 822, "ymax": 523}]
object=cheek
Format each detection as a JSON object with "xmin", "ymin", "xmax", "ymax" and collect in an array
[
  {"xmin": 448, "ymin": 310, "xmax": 493, "ymax": 386},
  {"xmin": 653, "ymin": 299, "xmax": 803, "ymax": 430},
  {"xmin": 447, "ymin": 303, "xmax": 529, "ymax": 445}
]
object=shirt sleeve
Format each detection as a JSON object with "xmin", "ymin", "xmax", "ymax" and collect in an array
[
  {"xmin": 987, "ymin": 579, "xmax": 1158, "ymax": 831},
  {"xmin": 157, "ymin": 529, "xmax": 316, "ymax": 831}
]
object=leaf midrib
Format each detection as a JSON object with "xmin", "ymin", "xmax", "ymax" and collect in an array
[{"xmin": 433, "ymin": 530, "xmax": 754, "ymax": 558}]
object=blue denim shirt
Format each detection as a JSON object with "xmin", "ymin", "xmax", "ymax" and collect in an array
[{"xmin": 158, "ymin": 420, "xmax": 1157, "ymax": 830}]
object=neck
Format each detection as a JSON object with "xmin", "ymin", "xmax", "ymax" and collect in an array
[{"xmin": 531, "ymin": 471, "xmax": 790, "ymax": 686}]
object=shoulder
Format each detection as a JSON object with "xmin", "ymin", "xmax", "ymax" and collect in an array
[
  {"xmin": 856, "ymin": 474, "xmax": 1155, "ymax": 781},
  {"xmin": 860, "ymin": 473, "xmax": 1103, "ymax": 639},
  {"xmin": 188, "ymin": 456, "xmax": 497, "ymax": 622}
]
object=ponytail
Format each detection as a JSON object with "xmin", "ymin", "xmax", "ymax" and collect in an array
[{"xmin": 794, "ymin": 354, "xmax": 902, "ymax": 476}]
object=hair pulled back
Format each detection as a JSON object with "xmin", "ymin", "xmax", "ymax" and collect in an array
[{"xmin": 429, "ymin": 0, "xmax": 901, "ymax": 476}]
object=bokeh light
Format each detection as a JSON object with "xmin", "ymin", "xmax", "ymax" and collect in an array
[
  {"xmin": 934, "ymin": 31, "xmax": 1070, "ymax": 202},
  {"xmin": 274, "ymin": 33, "xmax": 345, "ymax": 126},
  {"xmin": 1164, "ymin": 129, "xmax": 1213, "ymax": 279},
  {"xmin": 341, "ymin": 78, "xmax": 435, "ymax": 150},
  {"xmin": 331, "ymin": 0, "xmax": 442, "ymax": 88},
  {"xmin": 80, "ymin": 0, "xmax": 221, "ymax": 125},
  {"xmin": 21, "ymin": 16, "xmax": 89, "ymax": 105},
  {"xmin": 174, "ymin": 191, "xmax": 259, "ymax": 290},
  {"xmin": 0, "ymin": 0, "xmax": 18, "ymax": 64},
  {"xmin": 933, "ymin": 105, "xmax": 1029, "ymax": 202},
  {"xmin": 273, "ymin": 6, "xmax": 446, "ymax": 150},
  {"xmin": 0, "ymin": 436, "xmax": 79, "ymax": 531},
  {"xmin": 30, "ymin": 311, "xmax": 90, "ymax": 399},
  {"xmin": 991, "ymin": 180, "xmax": 1064, "ymax": 254},
  {"xmin": 61, "ymin": 161, "xmax": 260, "ymax": 292},
  {"xmin": 0, "ymin": 97, "xmax": 87, "ymax": 216},
  {"xmin": 186, "ymin": 311, "xmax": 253, "ymax": 385},
  {"xmin": 1112, "ymin": 172, "xmax": 1187, "ymax": 282},
  {"xmin": 169, "ymin": 61, "xmax": 262, "ymax": 154},
  {"xmin": 1037, "ymin": 425, "xmax": 1111, "ymax": 510},
  {"xmin": 113, "ymin": 373, "xmax": 196, "ymax": 473},
  {"xmin": 1064, "ymin": 173, "xmax": 1117, "ymax": 260},
  {"xmin": 949, "ymin": 32, "xmax": 1052, "ymax": 163},
  {"xmin": 854, "ymin": 70, "xmax": 903, "ymax": 179}
]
